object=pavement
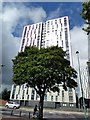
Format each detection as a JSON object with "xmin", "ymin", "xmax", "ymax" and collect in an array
[
  {"xmin": 0, "ymin": 106, "xmax": 90, "ymax": 120},
  {"xmin": 1, "ymin": 116, "xmax": 90, "ymax": 120},
  {"xmin": 20, "ymin": 106, "xmax": 90, "ymax": 115}
]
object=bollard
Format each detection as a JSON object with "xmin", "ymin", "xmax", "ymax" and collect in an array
[
  {"xmin": 19, "ymin": 111, "xmax": 21, "ymax": 117},
  {"xmin": 29, "ymin": 112, "xmax": 30, "ymax": 119},
  {"xmin": 11, "ymin": 110, "xmax": 13, "ymax": 115}
]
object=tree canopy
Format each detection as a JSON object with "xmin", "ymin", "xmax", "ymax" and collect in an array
[
  {"xmin": 81, "ymin": 1, "xmax": 90, "ymax": 35},
  {"xmin": 12, "ymin": 46, "xmax": 77, "ymax": 118},
  {"xmin": 13, "ymin": 46, "xmax": 77, "ymax": 91}
]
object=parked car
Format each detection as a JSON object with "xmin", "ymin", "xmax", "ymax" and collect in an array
[{"xmin": 5, "ymin": 101, "xmax": 20, "ymax": 109}]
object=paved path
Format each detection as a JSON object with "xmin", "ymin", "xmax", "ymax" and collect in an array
[
  {"xmin": 1, "ymin": 116, "xmax": 90, "ymax": 120},
  {"xmin": 0, "ymin": 106, "xmax": 90, "ymax": 120}
]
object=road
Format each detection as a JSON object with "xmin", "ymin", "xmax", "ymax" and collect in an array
[{"xmin": 0, "ymin": 106, "xmax": 90, "ymax": 120}]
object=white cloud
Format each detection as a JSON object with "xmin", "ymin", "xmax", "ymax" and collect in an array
[
  {"xmin": 1, "ymin": 2, "xmax": 47, "ymax": 90},
  {"xmin": 70, "ymin": 25, "xmax": 88, "ymax": 97},
  {"xmin": 47, "ymin": 7, "xmax": 61, "ymax": 20},
  {"xmin": 28, "ymin": 7, "xmax": 47, "ymax": 23},
  {"xmin": 2, "ymin": 3, "xmax": 46, "ymax": 30},
  {"xmin": 1, "ymin": 2, "xmax": 88, "ymax": 95},
  {"xmin": 70, "ymin": 25, "xmax": 88, "ymax": 70}
]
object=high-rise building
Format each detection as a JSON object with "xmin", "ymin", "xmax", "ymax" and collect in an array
[
  {"xmin": 10, "ymin": 16, "xmax": 76, "ymax": 108},
  {"xmin": 80, "ymin": 67, "xmax": 89, "ymax": 99},
  {"xmin": 20, "ymin": 16, "xmax": 72, "ymax": 65}
]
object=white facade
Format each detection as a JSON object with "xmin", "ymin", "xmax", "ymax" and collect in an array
[
  {"xmin": 20, "ymin": 16, "xmax": 72, "ymax": 65},
  {"xmin": 10, "ymin": 16, "xmax": 76, "ymax": 107},
  {"xmin": 79, "ymin": 67, "xmax": 89, "ymax": 99},
  {"xmin": 10, "ymin": 84, "xmax": 76, "ymax": 107}
]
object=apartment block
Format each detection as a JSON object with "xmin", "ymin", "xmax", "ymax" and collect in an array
[{"xmin": 10, "ymin": 16, "xmax": 76, "ymax": 108}]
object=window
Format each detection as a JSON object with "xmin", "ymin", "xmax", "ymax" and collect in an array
[
  {"xmin": 24, "ymin": 27, "xmax": 27, "ymax": 37},
  {"xmin": 64, "ymin": 17, "xmax": 67, "ymax": 26},
  {"xmin": 57, "ymin": 24, "xmax": 58, "ymax": 28},
  {"xmin": 55, "ymin": 30, "xmax": 57, "ymax": 34},
  {"xmin": 61, "ymin": 28, "xmax": 63, "ymax": 31},
  {"xmin": 27, "ymin": 95, "xmax": 29, "ymax": 100},
  {"xmin": 32, "ymin": 25, "xmax": 34, "ymax": 29},
  {"xmin": 34, "ymin": 29, "xmax": 36, "ymax": 34},
  {"xmin": 31, "ymin": 30, "xmax": 32, "ymax": 35},
  {"xmin": 16, "ymin": 94, "xmax": 18, "ymax": 99},
  {"xmin": 26, "ymin": 88, "xmax": 28, "ymax": 94},
  {"xmin": 62, "ymin": 40, "xmax": 63, "ymax": 47},
  {"xmin": 35, "ymin": 34, "xmax": 36, "ymax": 39},
  {"xmin": 18, "ymin": 86, "xmax": 20, "ymax": 95},
  {"xmin": 66, "ymin": 41, "xmax": 69, "ymax": 47},
  {"xmin": 12, "ymin": 85, "xmax": 16, "ymax": 99},
  {"xmin": 22, "ymin": 38, "xmax": 25, "ymax": 46},
  {"xmin": 47, "ymin": 22, "xmax": 49, "ymax": 30},
  {"xmin": 69, "ymin": 96, "xmax": 73, "ymax": 102},
  {"xmin": 62, "ymin": 91, "xmax": 64, "ymax": 101},
  {"xmin": 31, "ymin": 89, "xmax": 35, "ymax": 100},
  {"xmin": 47, "ymin": 21, "xmax": 50, "ymax": 25},
  {"xmin": 61, "ymin": 23, "xmax": 62, "ymax": 27},
  {"xmin": 38, "ymin": 28, "xmax": 40, "ymax": 34},
  {"xmin": 69, "ymin": 88, "xmax": 72, "ymax": 93},
  {"xmin": 22, "ymin": 90, "xmax": 25, "ymax": 99},
  {"xmin": 27, "ymin": 31, "xmax": 29, "ymax": 37},
  {"xmin": 51, "ymin": 21, "xmax": 53, "ymax": 25},
  {"xmin": 65, "ymin": 28, "xmax": 68, "ymax": 48},
  {"xmin": 44, "ymin": 94, "xmax": 47, "ymax": 101},
  {"xmin": 51, "ymin": 96, "xmax": 53, "ymax": 101},
  {"xmin": 60, "ymin": 32, "xmax": 62, "ymax": 39},
  {"xmin": 26, "ymin": 38, "xmax": 29, "ymax": 46},
  {"xmin": 37, "ymin": 35, "xmax": 40, "ymax": 47},
  {"xmin": 36, "ymin": 24, "xmax": 38, "ymax": 28},
  {"xmin": 39, "ymin": 24, "xmax": 41, "ymax": 28},
  {"xmin": 62, "ymin": 91, "xmax": 64, "ymax": 97},
  {"xmin": 56, "ymin": 96, "xmax": 58, "ymax": 101},
  {"xmin": 59, "ymin": 19, "xmax": 61, "ymax": 23},
  {"xmin": 8, "ymin": 101, "xmax": 14, "ymax": 104},
  {"xmin": 65, "ymin": 28, "xmax": 68, "ymax": 40},
  {"xmin": 55, "ymin": 20, "xmax": 57, "ymax": 24}
]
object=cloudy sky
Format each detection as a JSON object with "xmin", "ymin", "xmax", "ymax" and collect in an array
[{"xmin": 1, "ymin": 1, "xmax": 88, "ymax": 93}]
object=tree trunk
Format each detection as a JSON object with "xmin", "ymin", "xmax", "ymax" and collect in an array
[{"xmin": 39, "ymin": 94, "xmax": 44, "ymax": 119}]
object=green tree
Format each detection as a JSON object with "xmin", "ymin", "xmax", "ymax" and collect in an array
[
  {"xmin": 12, "ymin": 46, "xmax": 77, "ymax": 119},
  {"xmin": 0, "ymin": 88, "xmax": 10, "ymax": 100},
  {"xmin": 81, "ymin": 1, "xmax": 90, "ymax": 35}
]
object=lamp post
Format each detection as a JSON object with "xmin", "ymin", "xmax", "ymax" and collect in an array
[
  {"xmin": 76, "ymin": 51, "xmax": 87, "ymax": 119},
  {"xmin": 0, "ymin": 64, "xmax": 5, "ymax": 73},
  {"xmin": 87, "ymin": 61, "xmax": 90, "ymax": 99},
  {"xmin": 0, "ymin": 64, "xmax": 5, "ymax": 90}
]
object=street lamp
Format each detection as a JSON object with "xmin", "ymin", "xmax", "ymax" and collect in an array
[
  {"xmin": 76, "ymin": 51, "xmax": 87, "ymax": 119},
  {"xmin": 0, "ymin": 64, "xmax": 5, "ymax": 73},
  {"xmin": 87, "ymin": 61, "xmax": 90, "ymax": 98},
  {"xmin": 0, "ymin": 64, "xmax": 5, "ymax": 90}
]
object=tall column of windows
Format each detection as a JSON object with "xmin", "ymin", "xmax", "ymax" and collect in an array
[
  {"xmin": 62, "ymin": 90, "xmax": 64, "ymax": 102},
  {"xmin": 31, "ymin": 89, "xmax": 35, "ymax": 100},
  {"xmin": 41, "ymin": 23, "xmax": 46, "ymax": 48},
  {"xmin": 68, "ymin": 88, "xmax": 73, "ymax": 102},
  {"xmin": 12, "ymin": 85, "xmax": 16, "ymax": 99},
  {"xmin": 21, "ymin": 27, "xmax": 27, "ymax": 51}
]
